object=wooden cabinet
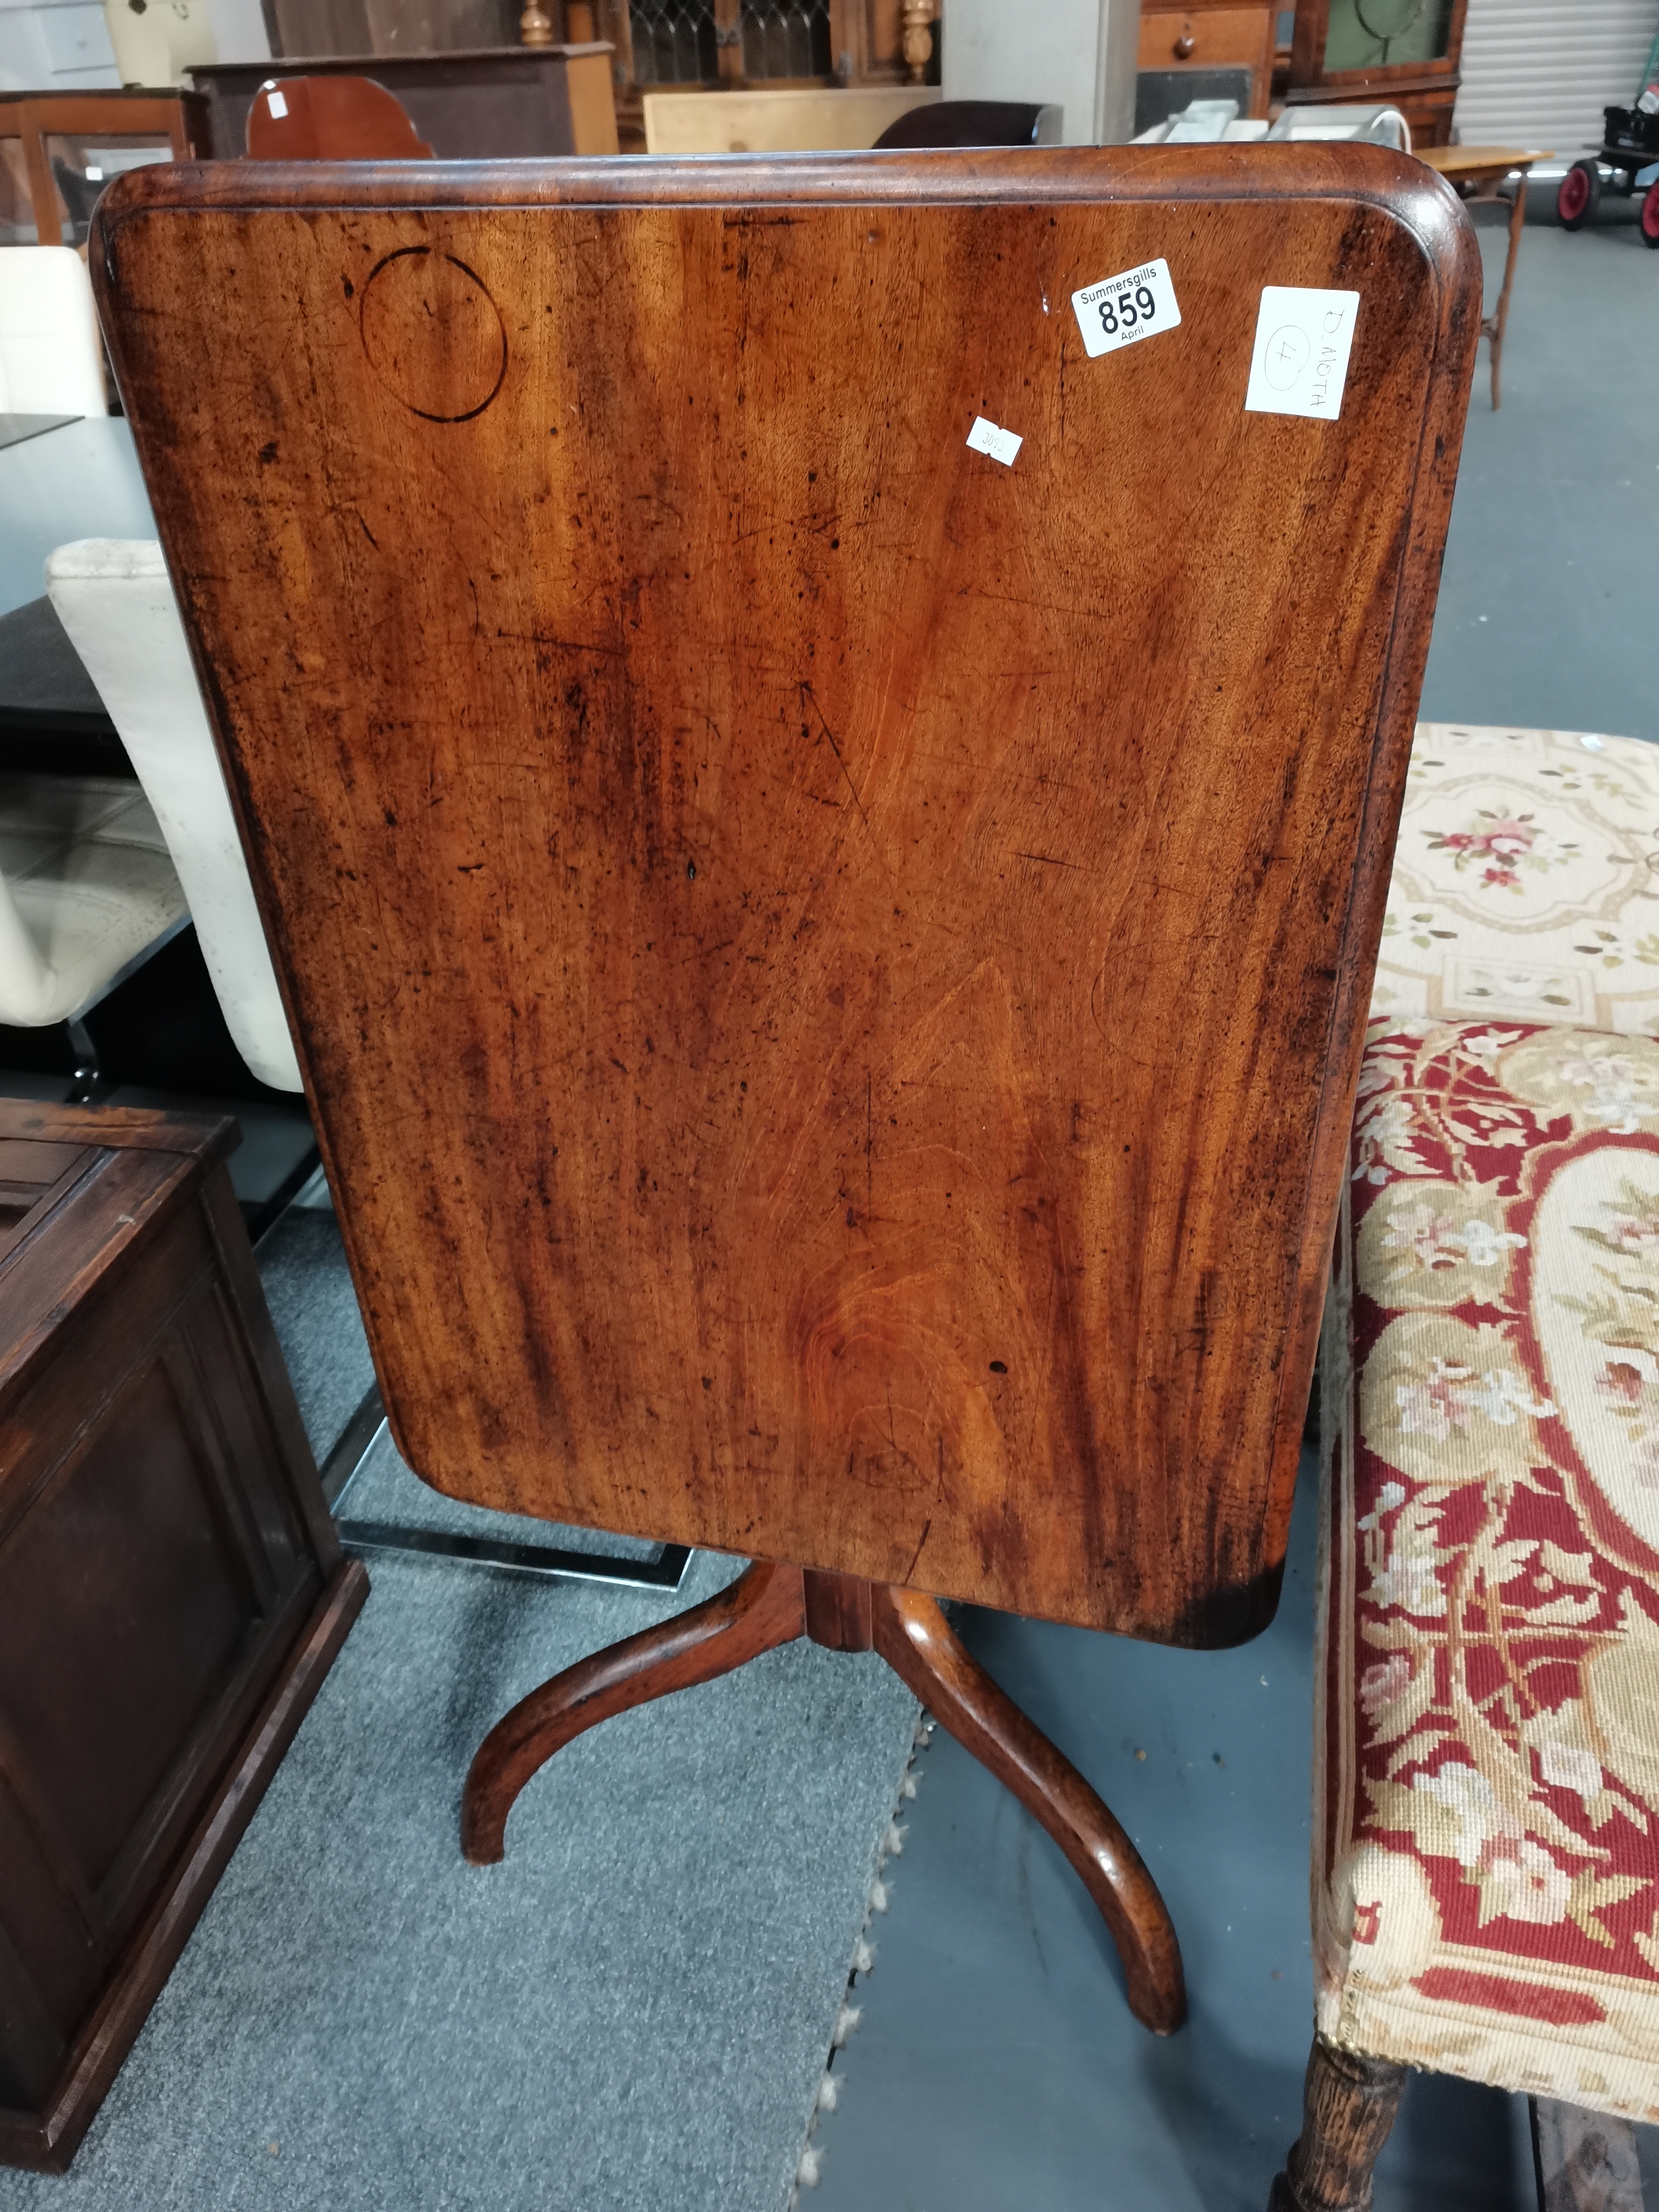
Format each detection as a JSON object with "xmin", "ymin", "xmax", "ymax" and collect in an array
[
  {"xmin": 0, "ymin": 91, "xmax": 204, "ymax": 252},
  {"xmin": 1285, "ymin": 0, "xmax": 1468, "ymax": 148},
  {"xmin": 1138, "ymin": 2, "xmax": 1278, "ymax": 117},
  {"xmin": 267, "ymin": 0, "xmax": 522, "ymax": 48},
  {"xmin": 592, "ymin": 1, "xmax": 936, "ymax": 152},
  {"xmin": 0, "ymin": 1100, "xmax": 366, "ymax": 2174},
  {"xmin": 251, "ymin": 0, "xmax": 934, "ymax": 158},
  {"xmin": 597, "ymin": 0, "xmax": 930, "ymax": 86}
]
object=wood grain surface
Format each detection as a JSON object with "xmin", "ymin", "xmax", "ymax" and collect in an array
[
  {"xmin": 244, "ymin": 75, "xmax": 435, "ymax": 161},
  {"xmin": 93, "ymin": 148, "xmax": 1479, "ymax": 1642}
]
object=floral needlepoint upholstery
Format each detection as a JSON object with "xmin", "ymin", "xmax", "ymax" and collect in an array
[
  {"xmin": 1316, "ymin": 1019, "xmax": 1659, "ymax": 2119},
  {"xmin": 1373, "ymin": 725, "xmax": 1659, "ymax": 1037}
]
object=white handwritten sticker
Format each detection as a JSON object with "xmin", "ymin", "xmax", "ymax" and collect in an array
[
  {"xmin": 966, "ymin": 416, "xmax": 1022, "ymax": 467},
  {"xmin": 266, "ymin": 87, "xmax": 288, "ymax": 118},
  {"xmin": 1245, "ymin": 287, "xmax": 1360, "ymax": 421},
  {"xmin": 1070, "ymin": 259, "xmax": 1181, "ymax": 360}
]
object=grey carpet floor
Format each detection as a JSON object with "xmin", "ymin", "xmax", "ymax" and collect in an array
[
  {"xmin": 0, "ymin": 1202, "xmax": 920, "ymax": 2212},
  {"xmin": 1418, "ymin": 213, "xmax": 1655, "ymax": 744},
  {"xmin": 255, "ymin": 1186, "xmax": 376, "ymax": 1465}
]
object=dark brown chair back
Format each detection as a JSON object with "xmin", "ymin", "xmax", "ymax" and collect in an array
[
  {"xmin": 245, "ymin": 75, "xmax": 433, "ymax": 160},
  {"xmin": 874, "ymin": 99, "xmax": 1060, "ymax": 147},
  {"xmin": 92, "ymin": 150, "xmax": 1478, "ymax": 1644}
]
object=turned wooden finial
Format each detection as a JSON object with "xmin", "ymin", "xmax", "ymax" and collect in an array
[
  {"xmin": 520, "ymin": 1, "xmax": 554, "ymax": 45},
  {"xmin": 902, "ymin": 0, "xmax": 935, "ymax": 83}
]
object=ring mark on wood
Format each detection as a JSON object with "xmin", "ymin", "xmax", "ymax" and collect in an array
[{"xmin": 359, "ymin": 246, "xmax": 507, "ymax": 423}]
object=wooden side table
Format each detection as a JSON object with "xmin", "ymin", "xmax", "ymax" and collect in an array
[
  {"xmin": 1418, "ymin": 145, "xmax": 1550, "ymax": 410},
  {"xmin": 92, "ymin": 149, "xmax": 1482, "ymax": 2046},
  {"xmin": 0, "ymin": 1098, "xmax": 367, "ymax": 2173}
]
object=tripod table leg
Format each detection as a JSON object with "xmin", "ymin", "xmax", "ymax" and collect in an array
[
  {"xmin": 462, "ymin": 1557, "xmax": 806, "ymax": 1864},
  {"xmin": 870, "ymin": 1582, "xmax": 1187, "ymax": 2035}
]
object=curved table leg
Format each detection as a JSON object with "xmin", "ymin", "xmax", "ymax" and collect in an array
[
  {"xmin": 871, "ymin": 1583, "xmax": 1187, "ymax": 2035},
  {"xmin": 462, "ymin": 1558, "xmax": 806, "ymax": 1865}
]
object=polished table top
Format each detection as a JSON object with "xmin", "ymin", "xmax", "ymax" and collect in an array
[{"xmin": 99, "ymin": 149, "xmax": 1484, "ymax": 1636}]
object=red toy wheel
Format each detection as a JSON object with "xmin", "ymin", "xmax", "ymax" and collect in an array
[
  {"xmin": 1558, "ymin": 159, "xmax": 1600, "ymax": 229},
  {"xmin": 1643, "ymin": 179, "xmax": 1659, "ymax": 247}
]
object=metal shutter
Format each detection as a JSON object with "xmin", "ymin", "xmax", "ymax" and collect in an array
[{"xmin": 1456, "ymin": 0, "xmax": 1659, "ymax": 153}]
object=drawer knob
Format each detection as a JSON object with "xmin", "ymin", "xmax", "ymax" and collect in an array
[{"xmin": 1174, "ymin": 27, "xmax": 1196, "ymax": 55}]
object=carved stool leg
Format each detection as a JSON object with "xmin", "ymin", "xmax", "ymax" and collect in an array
[
  {"xmin": 461, "ymin": 1558, "xmax": 805, "ymax": 1864},
  {"xmin": 869, "ymin": 1582, "xmax": 1187, "ymax": 2035},
  {"xmin": 1268, "ymin": 2037, "xmax": 1408, "ymax": 2212}
]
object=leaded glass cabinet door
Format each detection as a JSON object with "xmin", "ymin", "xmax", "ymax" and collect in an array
[
  {"xmin": 1289, "ymin": 0, "xmax": 1467, "ymax": 84},
  {"xmin": 602, "ymin": 0, "xmax": 933, "ymax": 148},
  {"xmin": 611, "ymin": 0, "xmax": 925, "ymax": 89},
  {"xmin": 1321, "ymin": 0, "xmax": 1454, "ymax": 72},
  {"xmin": 625, "ymin": 0, "xmax": 721, "ymax": 84},
  {"xmin": 1286, "ymin": 0, "xmax": 1467, "ymax": 148}
]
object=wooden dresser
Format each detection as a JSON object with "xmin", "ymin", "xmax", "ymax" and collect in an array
[
  {"xmin": 0, "ymin": 1099, "xmax": 366, "ymax": 2173},
  {"xmin": 1138, "ymin": 0, "xmax": 1279, "ymax": 119}
]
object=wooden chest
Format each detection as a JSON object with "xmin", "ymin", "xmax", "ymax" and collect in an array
[{"xmin": 0, "ymin": 1099, "xmax": 366, "ymax": 2173}]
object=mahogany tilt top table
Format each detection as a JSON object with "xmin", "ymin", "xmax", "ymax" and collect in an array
[{"xmin": 91, "ymin": 145, "xmax": 1480, "ymax": 2034}]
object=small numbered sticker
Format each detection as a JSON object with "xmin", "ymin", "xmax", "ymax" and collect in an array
[
  {"xmin": 965, "ymin": 415, "xmax": 1022, "ymax": 467},
  {"xmin": 1070, "ymin": 258, "xmax": 1181, "ymax": 360}
]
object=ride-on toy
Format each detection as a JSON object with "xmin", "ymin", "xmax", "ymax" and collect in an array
[{"xmin": 1558, "ymin": 29, "xmax": 1659, "ymax": 245}]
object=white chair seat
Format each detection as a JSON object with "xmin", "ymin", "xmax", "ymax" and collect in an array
[
  {"xmin": 47, "ymin": 540, "xmax": 303, "ymax": 1091},
  {"xmin": 0, "ymin": 248, "xmax": 108, "ymax": 419},
  {"xmin": 0, "ymin": 774, "xmax": 185, "ymax": 1027}
]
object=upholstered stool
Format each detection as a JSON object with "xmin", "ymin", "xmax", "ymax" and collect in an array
[
  {"xmin": 1275, "ymin": 1012, "xmax": 1659, "ymax": 2207},
  {"xmin": 1373, "ymin": 721, "xmax": 1659, "ymax": 1040}
]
